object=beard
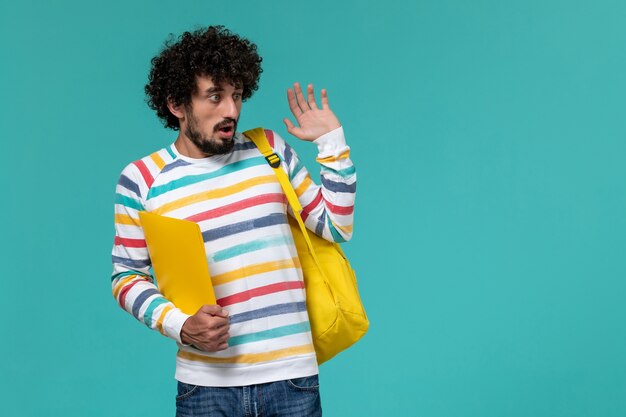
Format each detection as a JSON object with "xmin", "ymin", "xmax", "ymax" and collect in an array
[{"xmin": 184, "ymin": 110, "xmax": 237, "ymax": 156}]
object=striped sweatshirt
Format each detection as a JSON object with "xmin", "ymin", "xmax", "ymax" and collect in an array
[{"xmin": 111, "ymin": 127, "xmax": 356, "ymax": 387}]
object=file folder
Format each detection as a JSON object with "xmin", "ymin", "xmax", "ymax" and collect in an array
[{"xmin": 139, "ymin": 211, "xmax": 216, "ymax": 314}]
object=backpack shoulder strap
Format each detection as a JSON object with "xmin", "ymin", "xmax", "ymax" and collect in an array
[
  {"xmin": 243, "ymin": 127, "xmax": 302, "ymax": 213},
  {"xmin": 244, "ymin": 127, "xmax": 333, "ymax": 259}
]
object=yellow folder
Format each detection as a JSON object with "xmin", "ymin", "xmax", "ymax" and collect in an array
[{"xmin": 139, "ymin": 211, "xmax": 216, "ymax": 315}]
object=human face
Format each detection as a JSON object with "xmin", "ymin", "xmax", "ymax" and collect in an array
[{"xmin": 182, "ymin": 76, "xmax": 243, "ymax": 156}]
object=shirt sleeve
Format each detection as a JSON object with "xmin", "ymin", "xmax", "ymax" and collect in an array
[
  {"xmin": 111, "ymin": 163, "xmax": 191, "ymax": 343},
  {"xmin": 269, "ymin": 127, "xmax": 356, "ymax": 243}
]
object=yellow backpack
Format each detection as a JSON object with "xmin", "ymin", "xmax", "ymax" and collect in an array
[{"xmin": 244, "ymin": 127, "xmax": 369, "ymax": 364}]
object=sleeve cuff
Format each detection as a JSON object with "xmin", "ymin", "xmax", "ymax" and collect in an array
[
  {"xmin": 161, "ymin": 308, "xmax": 192, "ymax": 344},
  {"xmin": 313, "ymin": 126, "xmax": 347, "ymax": 155}
]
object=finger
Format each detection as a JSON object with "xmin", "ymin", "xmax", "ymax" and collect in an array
[
  {"xmin": 206, "ymin": 334, "xmax": 229, "ymax": 350},
  {"xmin": 217, "ymin": 320, "xmax": 230, "ymax": 331},
  {"xmin": 307, "ymin": 84, "xmax": 319, "ymax": 110},
  {"xmin": 211, "ymin": 316, "xmax": 230, "ymax": 328},
  {"xmin": 287, "ymin": 87, "xmax": 303, "ymax": 117},
  {"xmin": 294, "ymin": 82, "xmax": 309, "ymax": 111},
  {"xmin": 283, "ymin": 118, "xmax": 304, "ymax": 138},
  {"xmin": 321, "ymin": 88, "xmax": 329, "ymax": 110},
  {"xmin": 214, "ymin": 309, "xmax": 229, "ymax": 318},
  {"xmin": 283, "ymin": 118, "xmax": 296, "ymax": 131},
  {"xmin": 211, "ymin": 321, "xmax": 229, "ymax": 332},
  {"xmin": 204, "ymin": 342, "xmax": 228, "ymax": 352},
  {"xmin": 210, "ymin": 328, "xmax": 229, "ymax": 342}
]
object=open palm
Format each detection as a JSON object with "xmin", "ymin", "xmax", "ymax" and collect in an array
[{"xmin": 283, "ymin": 82, "xmax": 341, "ymax": 141}]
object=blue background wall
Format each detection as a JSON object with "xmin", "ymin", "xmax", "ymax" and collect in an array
[{"xmin": 2, "ymin": 0, "xmax": 625, "ymax": 416}]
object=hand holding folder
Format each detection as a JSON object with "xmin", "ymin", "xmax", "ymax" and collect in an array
[{"xmin": 139, "ymin": 211, "xmax": 217, "ymax": 315}]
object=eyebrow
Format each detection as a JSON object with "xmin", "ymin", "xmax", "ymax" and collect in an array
[
  {"xmin": 203, "ymin": 86, "xmax": 224, "ymax": 94},
  {"xmin": 202, "ymin": 85, "xmax": 244, "ymax": 94}
]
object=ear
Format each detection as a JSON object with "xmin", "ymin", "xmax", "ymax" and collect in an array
[{"xmin": 167, "ymin": 97, "xmax": 185, "ymax": 120}]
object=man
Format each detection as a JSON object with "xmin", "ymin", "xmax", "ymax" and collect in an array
[{"xmin": 111, "ymin": 26, "xmax": 356, "ymax": 416}]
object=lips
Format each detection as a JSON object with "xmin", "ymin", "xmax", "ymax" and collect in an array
[
  {"xmin": 215, "ymin": 120, "xmax": 236, "ymax": 139},
  {"xmin": 217, "ymin": 127, "xmax": 234, "ymax": 139}
]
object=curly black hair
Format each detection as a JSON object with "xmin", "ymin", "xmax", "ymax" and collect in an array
[{"xmin": 145, "ymin": 26, "xmax": 263, "ymax": 130}]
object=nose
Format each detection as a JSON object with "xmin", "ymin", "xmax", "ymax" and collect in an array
[{"xmin": 222, "ymin": 97, "xmax": 239, "ymax": 120}]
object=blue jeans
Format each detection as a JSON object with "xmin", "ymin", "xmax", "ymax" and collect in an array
[{"xmin": 175, "ymin": 375, "xmax": 322, "ymax": 417}]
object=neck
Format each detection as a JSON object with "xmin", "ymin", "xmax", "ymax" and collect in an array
[{"xmin": 174, "ymin": 133, "xmax": 212, "ymax": 159}]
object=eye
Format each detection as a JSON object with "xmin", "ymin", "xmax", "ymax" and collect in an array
[
  {"xmin": 233, "ymin": 93, "xmax": 242, "ymax": 101},
  {"xmin": 208, "ymin": 94, "xmax": 220, "ymax": 102}
]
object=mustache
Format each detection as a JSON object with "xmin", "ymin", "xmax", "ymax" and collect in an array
[{"xmin": 213, "ymin": 118, "xmax": 238, "ymax": 132}]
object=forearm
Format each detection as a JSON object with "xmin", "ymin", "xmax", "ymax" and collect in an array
[
  {"xmin": 281, "ymin": 127, "xmax": 356, "ymax": 242},
  {"xmin": 111, "ymin": 269, "xmax": 190, "ymax": 343},
  {"xmin": 111, "ymin": 163, "xmax": 190, "ymax": 343}
]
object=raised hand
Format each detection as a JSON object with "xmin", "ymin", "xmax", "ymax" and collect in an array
[{"xmin": 283, "ymin": 82, "xmax": 341, "ymax": 142}]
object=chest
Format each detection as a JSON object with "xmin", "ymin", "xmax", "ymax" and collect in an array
[{"xmin": 145, "ymin": 157, "xmax": 287, "ymax": 230}]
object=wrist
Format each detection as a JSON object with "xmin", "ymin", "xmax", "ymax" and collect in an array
[
  {"xmin": 179, "ymin": 317, "xmax": 193, "ymax": 346},
  {"xmin": 162, "ymin": 308, "xmax": 192, "ymax": 344},
  {"xmin": 314, "ymin": 126, "xmax": 346, "ymax": 154}
]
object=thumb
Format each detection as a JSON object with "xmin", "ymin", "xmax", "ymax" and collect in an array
[
  {"xmin": 199, "ymin": 304, "xmax": 229, "ymax": 317},
  {"xmin": 283, "ymin": 118, "xmax": 304, "ymax": 139},
  {"xmin": 283, "ymin": 118, "xmax": 295, "ymax": 132}
]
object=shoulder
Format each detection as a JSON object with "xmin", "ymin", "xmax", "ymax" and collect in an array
[
  {"xmin": 240, "ymin": 127, "xmax": 293, "ymax": 156},
  {"xmin": 259, "ymin": 128, "xmax": 292, "ymax": 154},
  {"xmin": 240, "ymin": 127, "xmax": 283, "ymax": 147},
  {"xmin": 116, "ymin": 147, "xmax": 177, "ymax": 197}
]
